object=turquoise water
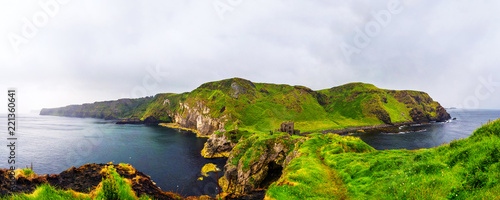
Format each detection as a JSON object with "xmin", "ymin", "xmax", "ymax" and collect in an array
[{"xmin": 0, "ymin": 114, "xmax": 226, "ymax": 197}]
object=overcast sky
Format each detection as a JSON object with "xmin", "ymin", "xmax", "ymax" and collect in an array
[{"xmin": 1, "ymin": 0, "xmax": 499, "ymax": 113}]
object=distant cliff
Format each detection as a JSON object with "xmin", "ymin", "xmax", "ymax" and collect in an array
[
  {"xmin": 40, "ymin": 78, "xmax": 451, "ymax": 135},
  {"xmin": 40, "ymin": 97, "xmax": 153, "ymax": 120}
]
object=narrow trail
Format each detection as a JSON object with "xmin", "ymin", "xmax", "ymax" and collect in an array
[{"xmin": 315, "ymin": 149, "xmax": 349, "ymax": 200}]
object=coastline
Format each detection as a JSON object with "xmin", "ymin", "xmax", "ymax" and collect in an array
[
  {"xmin": 158, "ymin": 123, "xmax": 210, "ymax": 138},
  {"xmin": 302, "ymin": 121, "xmax": 430, "ymax": 136}
]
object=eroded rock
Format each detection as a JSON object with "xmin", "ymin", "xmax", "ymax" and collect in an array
[
  {"xmin": 202, "ymin": 133, "xmax": 236, "ymax": 158},
  {"xmin": 219, "ymin": 134, "xmax": 300, "ymax": 194}
]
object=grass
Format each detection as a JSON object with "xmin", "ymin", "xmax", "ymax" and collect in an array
[
  {"xmin": 265, "ymin": 119, "xmax": 500, "ymax": 199},
  {"xmin": 266, "ymin": 133, "xmax": 374, "ymax": 200},
  {"xmin": 14, "ymin": 168, "xmax": 37, "ymax": 179},
  {"xmin": 5, "ymin": 184, "xmax": 91, "ymax": 200},
  {"xmin": 96, "ymin": 165, "xmax": 141, "ymax": 200}
]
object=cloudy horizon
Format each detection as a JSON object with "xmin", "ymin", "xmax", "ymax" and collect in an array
[{"xmin": 1, "ymin": 0, "xmax": 499, "ymax": 113}]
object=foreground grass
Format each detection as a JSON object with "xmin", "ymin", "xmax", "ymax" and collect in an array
[
  {"xmin": 267, "ymin": 119, "xmax": 500, "ymax": 199},
  {"xmin": 266, "ymin": 133, "xmax": 374, "ymax": 199},
  {"xmin": 3, "ymin": 164, "xmax": 152, "ymax": 200}
]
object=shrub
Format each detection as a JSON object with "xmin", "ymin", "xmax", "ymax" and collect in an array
[{"xmin": 100, "ymin": 173, "xmax": 119, "ymax": 200}]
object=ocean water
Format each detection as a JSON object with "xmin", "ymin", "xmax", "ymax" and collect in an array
[
  {"xmin": 355, "ymin": 109, "xmax": 500, "ymax": 150},
  {"xmin": 1, "ymin": 109, "xmax": 499, "ymax": 196},
  {"xmin": 0, "ymin": 114, "xmax": 226, "ymax": 197}
]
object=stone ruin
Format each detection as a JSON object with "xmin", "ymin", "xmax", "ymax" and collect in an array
[{"xmin": 275, "ymin": 121, "xmax": 300, "ymax": 135}]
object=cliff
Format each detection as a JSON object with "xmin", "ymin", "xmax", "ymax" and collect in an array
[
  {"xmin": 218, "ymin": 132, "xmax": 302, "ymax": 194},
  {"xmin": 40, "ymin": 78, "xmax": 451, "ymax": 136},
  {"xmin": 40, "ymin": 97, "xmax": 153, "ymax": 120}
]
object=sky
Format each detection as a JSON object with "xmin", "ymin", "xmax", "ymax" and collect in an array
[{"xmin": 1, "ymin": 0, "xmax": 499, "ymax": 113}]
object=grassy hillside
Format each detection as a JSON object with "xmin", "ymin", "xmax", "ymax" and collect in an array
[
  {"xmin": 266, "ymin": 119, "xmax": 500, "ymax": 199},
  {"xmin": 140, "ymin": 78, "xmax": 449, "ymax": 134},
  {"xmin": 40, "ymin": 78, "xmax": 450, "ymax": 134}
]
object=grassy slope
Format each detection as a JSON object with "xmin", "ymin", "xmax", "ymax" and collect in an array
[
  {"xmin": 141, "ymin": 78, "xmax": 447, "ymax": 134},
  {"xmin": 266, "ymin": 133, "xmax": 374, "ymax": 199},
  {"xmin": 266, "ymin": 119, "xmax": 500, "ymax": 199}
]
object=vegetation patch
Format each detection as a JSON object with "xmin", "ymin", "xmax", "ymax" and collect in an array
[
  {"xmin": 201, "ymin": 163, "xmax": 219, "ymax": 177},
  {"xmin": 15, "ymin": 168, "xmax": 37, "ymax": 179},
  {"xmin": 266, "ymin": 133, "xmax": 374, "ymax": 200}
]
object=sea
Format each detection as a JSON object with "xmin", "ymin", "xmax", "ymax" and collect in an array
[
  {"xmin": 355, "ymin": 109, "xmax": 500, "ymax": 150},
  {"xmin": 1, "ymin": 109, "xmax": 499, "ymax": 196},
  {"xmin": 0, "ymin": 113, "xmax": 226, "ymax": 197}
]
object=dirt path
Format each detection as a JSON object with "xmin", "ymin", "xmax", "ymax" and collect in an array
[{"xmin": 315, "ymin": 150, "xmax": 349, "ymax": 199}]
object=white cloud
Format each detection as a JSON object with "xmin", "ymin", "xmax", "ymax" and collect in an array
[{"xmin": 1, "ymin": 0, "xmax": 499, "ymax": 112}]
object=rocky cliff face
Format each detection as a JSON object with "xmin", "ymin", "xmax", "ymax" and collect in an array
[
  {"xmin": 389, "ymin": 90, "xmax": 451, "ymax": 123},
  {"xmin": 219, "ymin": 134, "xmax": 301, "ymax": 194},
  {"xmin": 173, "ymin": 101, "xmax": 227, "ymax": 136},
  {"xmin": 202, "ymin": 133, "xmax": 236, "ymax": 158}
]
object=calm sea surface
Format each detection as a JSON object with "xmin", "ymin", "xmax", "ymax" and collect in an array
[
  {"xmin": 0, "ymin": 114, "xmax": 226, "ymax": 197},
  {"xmin": 356, "ymin": 109, "xmax": 500, "ymax": 150},
  {"xmin": 1, "ymin": 109, "xmax": 499, "ymax": 196}
]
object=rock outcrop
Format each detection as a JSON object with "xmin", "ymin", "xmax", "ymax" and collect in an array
[
  {"xmin": 0, "ymin": 164, "xmax": 179, "ymax": 199},
  {"xmin": 202, "ymin": 133, "xmax": 236, "ymax": 158},
  {"xmin": 219, "ymin": 134, "xmax": 300, "ymax": 194},
  {"xmin": 173, "ymin": 101, "xmax": 227, "ymax": 136},
  {"xmin": 389, "ymin": 90, "xmax": 451, "ymax": 122}
]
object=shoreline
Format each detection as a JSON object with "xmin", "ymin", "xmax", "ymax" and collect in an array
[
  {"xmin": 158, "ymin": 123, "xmax": 211, "ymax": 138},
  {"xmin": 301, "ymin": 121, "xmax": 430, "ymax": 136}
]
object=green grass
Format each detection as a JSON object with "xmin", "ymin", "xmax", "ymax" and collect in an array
[
  {"xmin": 4, "ymin": 184, "xmax": 91, "ymax": 200},
  {"xmin": 266, "ymin": 119, "xmax": 500, "ymax": 199},
  {"xmin": 96, "ymin": 165, "xmax": 141, "ymax": 200},
  {"xmin": 266, "ymin": 133, "xmax": 374, "ymax": 200},
  {"xmin": 21, "ymin": 169, "xmax": 35, "ymax": 177}
]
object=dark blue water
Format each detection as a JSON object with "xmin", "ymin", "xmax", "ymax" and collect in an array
[
  {"xmin": 0, "ymin": 114, "xmax": 226, "ymax": 197},
  {"xmin": 356, "ymin": 109, "xmax": 500, "ymax": 150}
]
